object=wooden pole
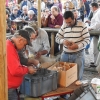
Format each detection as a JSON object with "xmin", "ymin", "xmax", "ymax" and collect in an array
[
  {"xmin": 37, "ymin": 0, "xmax": 41, "ymax": 28},
  {"xmin": 0, "ymin": 0, "xmax": 8, "ymax": 100}
]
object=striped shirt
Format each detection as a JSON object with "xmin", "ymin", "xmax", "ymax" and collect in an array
[{"xmin": 56, "ymin": 20, "xmax": 90, "ymax": 53}]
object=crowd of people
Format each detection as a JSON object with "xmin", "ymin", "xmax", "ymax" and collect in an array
[
  {"xmin": 6, "ymin": 0, "xmax": 100, "ymax": 100},
  {"xmin": 6, "ymin": 0, "xmax": 92, "ymax": 33}
]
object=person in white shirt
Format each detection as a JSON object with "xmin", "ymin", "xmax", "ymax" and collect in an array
[
  {"xmin": 88, "ymin": 3, "xmax": 100, "ymax": 67},
  {"xmin": 24, "ymin": 23, "xmax": 50, "ymax": 59}
]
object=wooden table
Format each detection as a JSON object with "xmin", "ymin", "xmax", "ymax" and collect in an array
[
  {"xmin": 41, "ymin": 82, "xmax": 80, "ymax": 100},
  {"xmin": 42, "ymin": 28, "xmax": 60, "ymax": 57}
]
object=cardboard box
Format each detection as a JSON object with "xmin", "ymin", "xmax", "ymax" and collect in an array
[
  {"xmin": 92, "ymin": 84, "xmax": 97, "ymax": 93},
  {"xmin": 48, "ymin": 62, "xmax": 77, "ymax": 87}
]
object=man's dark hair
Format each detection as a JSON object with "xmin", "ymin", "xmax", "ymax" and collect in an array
[
  {"xmin": 63, "ymin": 11, "xmax": 74, "ymax": 20},
  {"xmin": 91, "ymin": 2, "xmax": 98, "ymax": 8}
]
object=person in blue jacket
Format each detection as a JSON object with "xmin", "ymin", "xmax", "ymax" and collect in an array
[
  {"xmin": 30, "ymin": 2, "xmax": 37, "ymax": 15},
  {"xmin": 10, "ymin": 6, "xmax": 20, "ymax": 20}
]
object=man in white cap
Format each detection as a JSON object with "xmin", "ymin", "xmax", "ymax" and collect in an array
[{"xmin": 7, "ymin": 29, "xmax": 37, "ymax": 100}]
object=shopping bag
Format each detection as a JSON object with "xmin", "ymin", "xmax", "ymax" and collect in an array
[{"xmin": 97, "ymin": 35, "xmax": 100, "ymax": 51}]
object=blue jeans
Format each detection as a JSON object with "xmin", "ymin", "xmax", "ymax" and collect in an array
[
  {"xmin": 8, "ymin": 89, "xmax": 18, "ymax": 100},
  {"xmin": 60, "ymin": 50, "xmax": 85, "ymax": 80}
]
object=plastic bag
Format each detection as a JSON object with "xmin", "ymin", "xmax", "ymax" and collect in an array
[{"xmin": 97, "ymin": 35, "xmax": 100, "ymax": 51}]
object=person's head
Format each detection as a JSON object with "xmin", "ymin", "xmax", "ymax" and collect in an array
[
  {"xmin": 33, "ymin": 2, "xmax": 38, "ymax": 9},
  {"xmin": 72, "ymin": 10, "xmax": 78, "ymax": 19},
  {"xmin": 12, "ymin": 0, "xmax": 16, "ymax": 6},
  {"xmin": 6, "ymin": 9, "xmax": 9, "ymax": 19},
  {"xmin": 28, "ymin": 21, "xmax": 39, "ymax": 38},
  {"xmin": 51, "ymin": 6, "xmax": 59, "ymax": 16},
  {"xmin": 8, "ymin": 1, "xmax": 13, "ymax": 8},
  {"xmin": 12, "ymin": 6, "xmax": 18, "ymax": 15},
  {"xmin": 22, "ymin": 5, "xmax": 28, "ymax": 14},
  {"xmin": 79, "ymin": 0, "xmax": 84, "ymax": 8},
  {"xmin": 23, "ymin": 26, "xmax": 38, "ymax": 40},
  {"xmin": 63, "ymin": 11, "xmax": 75, "ymax": 27},
  {"xmin": 54, "ymin": 0, "xmax": 59, "ymax": 3},
  {"xmin": 28, "ymin": 21, "xmax": 38, "ymax": 30},
  {"xmin": 11, "ymin": 21, "xmax": 17, "ymax": 30},
  {"xmin": 91, "ymin": 2, "xmax": 98, "ymax": 12},
  {"xmin": 45, "ymin": 8, "xmax": 50, "ymax": 15},
  {"xmin": 66, "ymin": 0, "xmax": 70, "ymax": 2},
  {"xmin": 11, "ymin": 30, "xmax": 31, "ymax": 50},
  {"xmin": 28, "ymin": 10, "xmax": 35, "ymax": 19},
  {"xmin": 16, "ymin": 4, "xmax": 21, "ymax": 10}
]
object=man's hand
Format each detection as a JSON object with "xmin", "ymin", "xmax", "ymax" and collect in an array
[
  {"xmin": 50, "ymin": 15, "xmax": 55, "ymax": 20},
  {"xmin": 44, "ymin": 13, "xmax": 49, "ymax": 18},
  {"xmin": 63, "ymin": 40, "xmax": 73, "ymax": 46},
  {"xmin": 68, "ymin": 42, "xmax": 78, "ymax": 50},
  {"xmin": 35, "ymin": 52, "xmax": 42, "ymax": 59},
  {"xmin": 28, "ymin": 66, "xmax": 37, "ymax": 74},
  {"xmin": 22, "ymin": 19, "xmax": 25, "ymax": 22},
  {"xmin": 32, "ymin": 59, "xmax": 39, "ymax": 66},
  {"xmin": 63, "ymin": 40, "xmax": 78, "ymax": 50},
  {"xmin": 85, "ymin": 20, "xmax": 91, "ymax": 23},
  {"xmin": 88, "ymin": 28, "xmax": 92, "ymax": 31},
  {"xmin": 28, "ymin": 58, "xmax": 39, "ymax": 66},
  {"xmin": 55, "ymin": 25, "xmax": 61, "ymax": 28}
]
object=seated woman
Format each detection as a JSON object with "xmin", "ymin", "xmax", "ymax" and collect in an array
[
  {"xmin": 48, "ymin": 6, "xmax": 63, "ymax": 28},
  {"xmin": 47, "ymin": 6, "xmax": 63, "ymax": 54},
  {"xmin": 25, "ymin": 10, "xmax": 37, "ymax": 21},
  {"xmin": 20, "ymin": 5, "xmax": 28, "ymax": 20},
  {"xmin": 10, "ymin": 21, "xmax": 17, "ymax": 34},
  {"xmin": 41, "ymin": 8, "xmax": 50, "ymax": 27},
  {"xmin": 10, "ymin": 6, "xmax": 20, "ymax": 20},
  {"xmin": 20, "ymin": 5, "xmax": 28, "ymax": 26}
]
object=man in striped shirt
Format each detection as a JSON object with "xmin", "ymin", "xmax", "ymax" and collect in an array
[{"xmin": 56, "ymin": 11, "xmax": 90, "ymax": 80}]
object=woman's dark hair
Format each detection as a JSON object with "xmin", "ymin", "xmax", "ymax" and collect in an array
[
  {"xmin": 91, "ymin": 2, "xmax": 98, "ymax": 8},
  {"xmin": 6, "ymin": 9, "xmax": 10, "ymax": 17},
  {"xmin": 63, "ymin": 11, "xmax": 74, "ymax": 20},
  {"xmin": 6, "ymin": 7, "xmax": 11, "ymax": 14}
]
